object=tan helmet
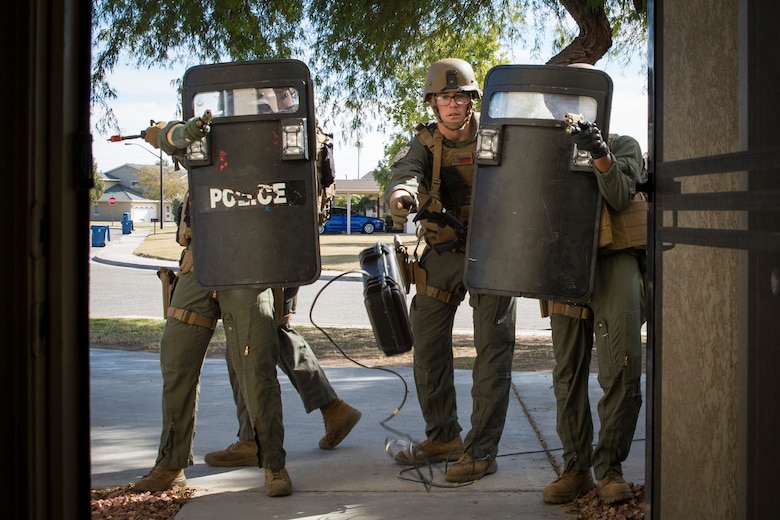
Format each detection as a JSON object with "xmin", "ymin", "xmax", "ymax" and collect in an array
[{"xmin": 423, "ymin": 58, "xmax": 481, "ymax": 101}]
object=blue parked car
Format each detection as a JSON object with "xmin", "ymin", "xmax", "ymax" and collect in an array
[{"xmin": 319, "ymin": 206, "xmax": 385, "ymax": 234}]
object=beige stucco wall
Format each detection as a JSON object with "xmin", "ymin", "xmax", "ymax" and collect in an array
[{"xmin": 659, "ymin": 0, "xmax": 741, "ymax": 517}]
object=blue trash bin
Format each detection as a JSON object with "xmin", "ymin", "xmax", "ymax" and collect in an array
[
  {"xmin": 122, "ymin": 212, "xmax": 134, "ymax": 232},
  {"xmin": 91, "ymin": 225, "xmax": 110, "ymax": 247}
]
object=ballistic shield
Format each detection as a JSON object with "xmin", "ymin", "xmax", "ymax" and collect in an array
[
  {"xmin": 464, "ymin": 64, "xmax": 613, "ymax": 302},
  {"xmin": 182, "ymin": 60, "xmax": 320, "ymax": 289}
]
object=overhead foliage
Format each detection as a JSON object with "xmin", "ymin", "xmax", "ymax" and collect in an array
[
  {"xmin": 91, "ymin": 0, "xmax": 646, "ymax": 136},
  {"xmin": 135, "ymin": 165, "xmax": 189, "ymax": 203},
  {"xmin": 90, "ymin": 160, "xmax": 105, "ymax": 206}
]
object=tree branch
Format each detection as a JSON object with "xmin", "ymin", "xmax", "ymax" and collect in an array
[{"xmin": 547, "ymin": 0, "xmax": 612, "ymax": 65}]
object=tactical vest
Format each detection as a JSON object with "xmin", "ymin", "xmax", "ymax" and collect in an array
[
  {"xmin": 415, "ymin": 122, "xmax": 476, "ymax": 247},
  {"xmin": 598, "ymin": 135, "xmax": 648, "ymax": 253},
  {"xmin": 598, "ymin": 192, "xmax": 648, "ymax": 252}
]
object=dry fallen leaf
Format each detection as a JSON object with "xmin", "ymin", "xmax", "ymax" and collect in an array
[
  {"xmin": 91, "ymin": 484, "xmax": 194, "ymax": 519},
  {"xmin": 568, "ymin": 483, "xmax": 645, "ymax": 520}
]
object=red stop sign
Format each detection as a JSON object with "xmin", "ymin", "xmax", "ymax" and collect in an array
[{"xmin": 108, "ymin": 196, "xmax": 117, "ymax": 205}]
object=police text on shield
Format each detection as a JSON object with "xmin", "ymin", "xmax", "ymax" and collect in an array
[{"xmin": 209, "ymin": 183, "xmax": 287, "ymax": 209}]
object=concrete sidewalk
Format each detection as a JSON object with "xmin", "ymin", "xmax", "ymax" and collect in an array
[
  {"xmin": 90, "ymin": 348, "xmax": 645, "ymax": 519},
  {"xmin": 90, "ymin": 225, "xmax": 179, "ymax": 271}
]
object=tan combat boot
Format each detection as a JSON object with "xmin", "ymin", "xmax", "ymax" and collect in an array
[
  {"xmin": 134, "ymin": 464, "xmax": 186, "ymax": 492},
  {"xmin": 204, "ymin": 439, "xmax": 258, "ymax": 467},
  {"xmin": 319, "ymin": 398, "xmax": 362, "ymax": 449},
  {"xmin": 265, "ymin": 467, "xmax": 292, "ymax": 497},
  {"xmin": 394, "ymin": 435, "xmax": 465, "ymax": 465},
  {"xmin": 444, "ymin": 452, "xmax": 498, "ymax": 482},
  {"xmin": 543, "ymin": 468, "xmax": 596, "ymax": 504},
  {"xmin": 598, "ymin": 471, "xmax": 633, "ymax": 504}
]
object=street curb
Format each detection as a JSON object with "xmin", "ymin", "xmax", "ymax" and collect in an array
[{"xmin": 91, "ymin": 255, "xmax": 171, "ymax": 271}]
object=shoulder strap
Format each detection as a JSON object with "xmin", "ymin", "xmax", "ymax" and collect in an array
[
  {"xmin": 415, "ymin": 122, "xmax": 432, "ymax": 145},
  {"xmin": 415, "ymin": 124, "xmax": 443, "ymax": 200},
  {"xmin": 430, "ymin": 129, "xmax": 443, "ymax": 200}
]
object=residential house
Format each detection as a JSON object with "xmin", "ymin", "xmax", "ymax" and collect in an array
[
  {"xmin": 92, "ymin": 163, "xmax": 177, "ymax": 224},
  {"xmin": 334, "ymin": 172, "xmax": 386, "ymax": 218},
  {"xmin": 93, "ymin": 165, "xmax": 385, "ymax": 227}
]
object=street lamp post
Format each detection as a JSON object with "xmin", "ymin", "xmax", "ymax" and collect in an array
[{"xmin": 121, "ymin": 141, "xmax": 164, "ymax": 230}]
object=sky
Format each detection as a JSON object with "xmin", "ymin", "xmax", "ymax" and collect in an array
[{"xmin": 91, "ymin": 55, "xmax": 648, "ymax": 179}]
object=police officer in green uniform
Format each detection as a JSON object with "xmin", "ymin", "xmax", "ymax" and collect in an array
[
  {"xmin": 541, "ymin": 110, "xmax": 646, "ymax": 505},
  {"xmin": 133, "ymin": 116, "xmax": 294, "ymax": 497},
  {"xmin": 385, "ymin": 58, "xmax": 517, "ymax": 483}
]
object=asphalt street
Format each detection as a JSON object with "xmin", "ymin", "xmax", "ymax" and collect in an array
[{"xmin": 89, "ymin": 234, "xmax": 553, "ymax": 335}]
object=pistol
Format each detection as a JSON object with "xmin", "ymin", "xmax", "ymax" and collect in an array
[{"xmin": 564, "ymin": 112, "xmax": 584, "ymax": 135}]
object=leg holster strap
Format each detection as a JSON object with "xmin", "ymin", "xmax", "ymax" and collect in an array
[
  {"xmin": 272, "ymin": 288, "xmax": 292, "ymax": 328},
  {"xmin": 413, "ymin": 261, "xmax": 459, "ymax": 306},
  {"xmin": 157, "ymin": 267, "xmax": 177, "ymax": 320},
  {"xmin": 540, "ymin": 300, "xmax": 592, "ymax": 320},
  {"xmin": 167, "ymin": 306, "xmax": 218, "ymax": 330}
]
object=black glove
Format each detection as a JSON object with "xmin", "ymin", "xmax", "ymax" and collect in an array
[{"xmin": 570, "ymin": 120, "xmax": 609, "ymax": 160}]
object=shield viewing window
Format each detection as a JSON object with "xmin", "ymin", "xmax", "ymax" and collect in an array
[
  {"xmin": 193, "ymin": 86, "xmax": 301, "ymax": 117},
  {"xmin": 488, "ymin": 91, "xmax": 598, "ymax": 121}
]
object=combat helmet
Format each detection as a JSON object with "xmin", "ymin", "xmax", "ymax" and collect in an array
[{"xmin": 423, "ymin": 58, "xmax": 482, "ymax": 101}]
